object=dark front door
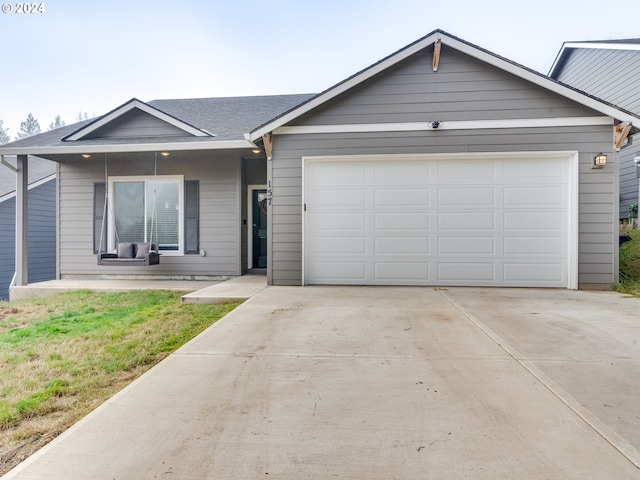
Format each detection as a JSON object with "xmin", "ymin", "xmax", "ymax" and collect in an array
[{"xmin": 252, "ymin": 190, "xmax": 268, "ymax": 268}]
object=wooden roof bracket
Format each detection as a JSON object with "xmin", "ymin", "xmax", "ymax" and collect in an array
[
  {"xmin": 432, "ymin": 38, "xmax": 442, "ymax": 72},
  {"xmin": 263, "ymin": 133, "xmax": 273, "ymax": 160},
  {"xmin": 614, "ymin": 121, "xmax": 632, "ymax": 151}
]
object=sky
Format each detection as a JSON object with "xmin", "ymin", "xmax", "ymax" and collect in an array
[{"xmin": 0, "ymin": 0, "xmax": 638, "ymax": 138}]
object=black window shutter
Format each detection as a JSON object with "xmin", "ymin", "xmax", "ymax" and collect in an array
[
  {"xmin": 93, "ymin": 182, "xmax": 107, "ymax": 254},
  {"xmin": 184, "ymin": 180, "xmax": 199, "ymax": 254}
]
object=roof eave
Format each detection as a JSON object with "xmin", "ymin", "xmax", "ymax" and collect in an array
[{"xmin": 0, "ymin": 139, "xmax": 255, "ymax": 156}]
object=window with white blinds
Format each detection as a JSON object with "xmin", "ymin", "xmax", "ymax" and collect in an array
[{"xmin": 108, "ymin": 175, "xmax": 184, "ymax": 255}]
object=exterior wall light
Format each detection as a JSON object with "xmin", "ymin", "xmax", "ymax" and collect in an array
[{"xmin": 593, "ymin": 153, "xmax": 607, "ymax": 169}]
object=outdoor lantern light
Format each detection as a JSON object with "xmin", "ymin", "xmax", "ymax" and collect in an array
[{"xmin": 593, "ymin": 153, "xmax": 607, "ymax": 169}]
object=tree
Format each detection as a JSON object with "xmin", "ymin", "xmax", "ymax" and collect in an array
[
  {"xmin": 76, "ymin": 111, "xmax": 90, "ymax": 122},
  {"xmin": 48, "ymin": 114, "xmax": 66, "ymax": 131},
  {"xmin": 0, "ymin": 120, "xmax": 9, "ymax": 145},
  {"xmin": 16, "ymin": 113, "xmax": 41, "ymax": 139}
]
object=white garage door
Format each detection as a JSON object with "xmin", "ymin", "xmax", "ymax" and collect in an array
[{"xmin": 304, "ymin": 153, "xmax": 576, "ymax": 287}]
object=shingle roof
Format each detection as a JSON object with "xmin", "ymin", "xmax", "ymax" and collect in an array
[
  {"xmin": 0, "ymin": 156, "xmax": 56, "ymax": 198},
  {"xmin": 0, "ymin": 94, "xmax": 315, "ymax": 151}
]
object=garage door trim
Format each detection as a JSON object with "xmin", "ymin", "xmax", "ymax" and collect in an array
[{"xmin": 302, "ymin": 151, "xmax": 579, "ymax": 288}]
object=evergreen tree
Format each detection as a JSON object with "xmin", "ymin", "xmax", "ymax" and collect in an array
[
  {"xmin": 48, "ymin": 114, "xmax": 66, "ymax": 131},
  {"xmin": 76, "ymin": 111, "xmax": 90, "ymax": 122},
  {"xmin": 0, "ymin": 120, "xmax": 9, "ymax": 144},
  {"xmin": 16, "ymin": 113, "xmax": 41, "ymax": 139}
]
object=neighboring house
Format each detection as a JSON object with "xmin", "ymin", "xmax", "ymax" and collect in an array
[
  {"xmin": 549, "ymin": 39, "xmax": 640, "ymax": 223},
  {"xmin": 1, "ymin": 29, "xmax": 638, "ymax": 295},
  {"xmin": 0, "ymin": 156, "xmax": 56, "ymax": 300}
]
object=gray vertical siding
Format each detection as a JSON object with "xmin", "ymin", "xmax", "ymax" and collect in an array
[
  {"xmin": 0, "ymin": 179, "xmax": 57, "ymax": 300},
  {"xmin": 619, "ymin": 134, "xmax": 640, "ymax": 221},
  {"xmin": 554, "ymin": 48, "xmax": 640, "ymax": 114},
  {"xmin": 269, "ymin": 46, "xmax": 617, "ymax": 289},
  {"xmin": 87, "ymin": 110, "xmax": 189, "ymax": 138},
  {"xmin": 551, "ymin": 47, "xmax": 640, "ymax": 222},
  {"xmin": 58, "ymin": 152, "xmax": 243, "ymax": 278}
]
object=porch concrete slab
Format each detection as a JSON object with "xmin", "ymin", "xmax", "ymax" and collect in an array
[
  {"xmin": 3, "ymin": 287, "xmax": 640, "ymax": 479},
  {"xmin": 9, "ymin": 278, "xmax": 224, "ymax": 301},
  {"xmin": 181, "ymin": 274, "xmax": 267, "ymax": 304}
]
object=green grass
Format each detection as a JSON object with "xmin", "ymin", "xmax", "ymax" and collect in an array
[
  {"xmin": 0, "ymin": 290, "xmax": 238, "ymax": 473},
  {"xmin": 616, "ymin": 229, "xmax": 640, "ymax": 295}
]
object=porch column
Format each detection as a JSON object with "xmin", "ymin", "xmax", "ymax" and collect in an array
[{"xmin": 15, "ymin": 154, "xmax": 28, "ymax": 286}]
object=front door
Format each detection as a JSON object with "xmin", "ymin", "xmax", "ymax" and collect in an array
[{"xmin": 252, "ymin": 189, "xmax": 268, "ymax": 268}]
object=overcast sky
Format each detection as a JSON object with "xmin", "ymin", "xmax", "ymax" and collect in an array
[{"xmin": 0, "ymin": 0, "xmax": 637, "ymax": 138}]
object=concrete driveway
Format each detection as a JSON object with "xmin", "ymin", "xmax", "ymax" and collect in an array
[{"xmin": 3, "ymin": 286, "xmax": 640, "ymax": 479}]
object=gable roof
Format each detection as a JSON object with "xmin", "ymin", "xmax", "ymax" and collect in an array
[
  {"xmin": 249, "ymin": 29, "xmax": 640, "ymax": 141},
  {"xmin": 549, "ymin": 39, "xmax": 640, "ymax": 77},
  {"xmin": 63, "ymin": 98, "xmax": 211, "ymax": 140},
  {"xmin": 0, "ymin": 94, "xmax": 315, "ymax": 156}
]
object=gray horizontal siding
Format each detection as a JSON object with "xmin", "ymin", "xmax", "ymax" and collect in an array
[
  {"xmin": 0, "ymin": 179, "xmax": 56, "ymax": 300},
  {"xmin": 296, "ymin": 45, "xmax": 597, "ymax": 127},
  {"xmin": 555, "ymin": 48, "xmax": 640, "ymax": 114},
  {"xmin": 59, "ymin": 154, "xmax": 241, "ymax": 278},
  {"xmin": 87, "ymin": 109, "xmax": 188, "ymax": 139},
  {"xmin": 268, "ymin": 42, "xmax": 617, "ymax": 289}
]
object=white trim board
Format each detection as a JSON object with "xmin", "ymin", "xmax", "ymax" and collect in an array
[{"xmin": 276, "ymin": 117, "xmax": 612, "ymax": 135}]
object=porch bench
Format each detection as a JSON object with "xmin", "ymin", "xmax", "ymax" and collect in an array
[{"xmin": 98, "ymin": 242, "xmax": 160, "ymax": 266}]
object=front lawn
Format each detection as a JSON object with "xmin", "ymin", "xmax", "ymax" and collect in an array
[
  {"xmin": 0, "ymin": 290, "xmax": 238, "ymax": 475},
  {"xmin": 616, "ymin": 229, "xmax": 640, "ymax": 296}
]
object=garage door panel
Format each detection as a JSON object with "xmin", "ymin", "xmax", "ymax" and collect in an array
[
  {"xmin": 310, "ymin": 261, "xmax": 367, "ymax": 282},
  {"xmin": 504, "ymin": 187, "xmax": 564, "ymax": 206},
  {"xmin": 305, "ymin": 154, "xmax": 572, "ymax": 287},
  {"xmin": 308, "ymin": 188, "xmax": 366, "ymax": 207},
  {"xmin": 375, "ymin": 212, "xmax": 430, "ymax": 230},
  {"xmin": 504, "ymin": 159, "xmax": 567, "ymax": 183},
  {"xmin": 375, "ymin": 262, "xmax": 429, "ymax": 281},
  {"xmin": 438, "ymin": 263, "xmax": 496, "ymax": 282},
  {"xmin": 314, "ymin": 212, "xmax": 367, "ymax": 230},
  {"xmin": 438, "ymin": 187, "xmax": 496, "ymax": 207},
  {"xmin": 308, "ymin": 162, "xmax": 367, "ymax": 185},
  {"xmin": 438, "ymin": 212, "xmax": 495, "ymax": 230},
  {"xmin": 503, "ymin": 263, "xmax": 564, "ymax": 283},
  {"xmin": 438, "ymin": 236, "xmax": 495, "ymax": 255},
  {"xmin": 504, "ymin": 211, "xmax": 564, "ymax": 230},
  {"xmin": 437, "ymin": 161, "xmax": 496, "ymax": 182},
  {"xmin": 309, "ymin": 236, "xmax": 367, "ymax": 254},
  {"xmin": 374, "ymin": 161, "xmax": 430, "ymax": 185},
  {"xmin": 504, "ymin": 237, "xmax": 564, "ymax": 255},
  {"xmin": 375, "ymin": 236, "xmax": 430, "ymax": 254},
  {"xmin": 375, "ymin": 188, "xmax": 430, "ymax": 207}
]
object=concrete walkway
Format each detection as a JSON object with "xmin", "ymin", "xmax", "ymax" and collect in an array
[{"xmin": 3, "ymin": 286, "xmax": 640, "ymax": 479}]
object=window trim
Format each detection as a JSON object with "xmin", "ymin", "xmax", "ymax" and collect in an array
[{"xmin": 107, "ymin": 175, "xmax": 184, "ymax": 256}]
